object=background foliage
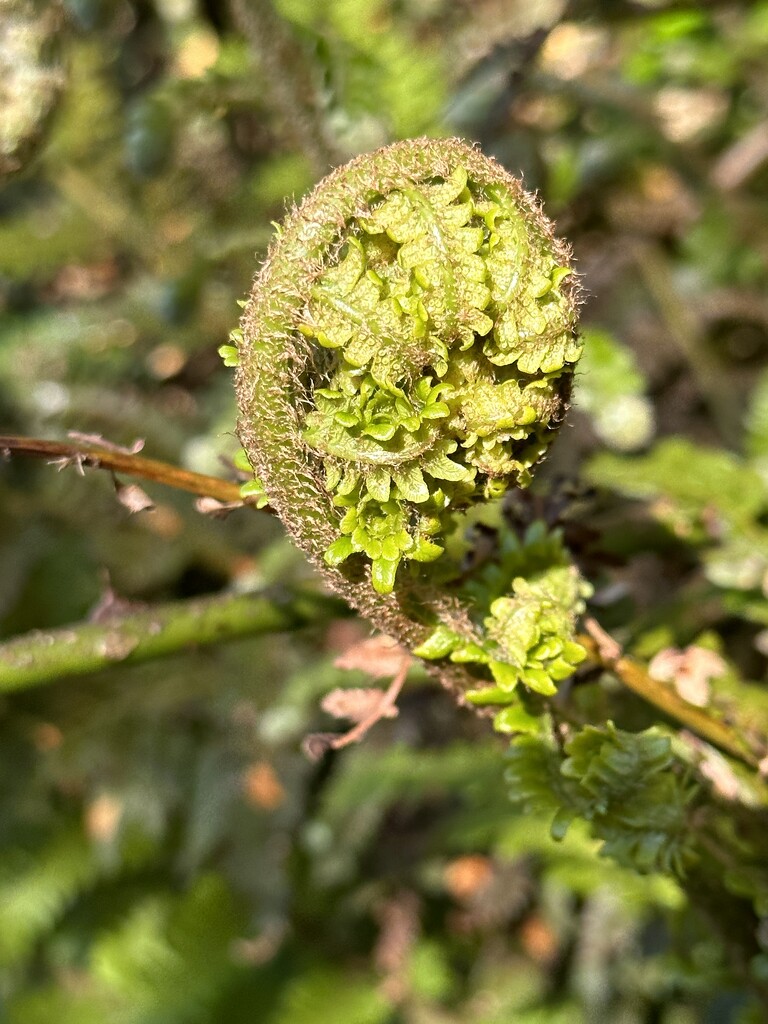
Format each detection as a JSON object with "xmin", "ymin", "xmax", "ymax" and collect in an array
[{"xmin": 2, "ymin": 0, "xmax": 768, "ymax": 1021}]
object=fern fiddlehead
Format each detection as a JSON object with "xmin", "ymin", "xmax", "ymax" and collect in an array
[
  {"xmin": 228, "ymin": 140, "xmax": 768, "ymax": 982},
  {"xmin": 234, "ymin": 137, "xmax": 585, "ymax": 699}
]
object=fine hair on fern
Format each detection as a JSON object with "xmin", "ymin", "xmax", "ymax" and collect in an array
[{"xmin": 233, "ymin": 137, "xmax": 586, "ymax": 705}]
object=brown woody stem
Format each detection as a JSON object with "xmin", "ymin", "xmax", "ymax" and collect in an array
[
  {"xmin": 0, "ymin": 435, "xmax": 249, "ymax": 505},
  {"xmin": 580, "ymin": 618, "xmax": 764, "ymax": 769}
]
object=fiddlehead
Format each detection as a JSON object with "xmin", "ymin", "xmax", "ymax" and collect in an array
[{"xmin": 234, "ymin": 137, "xmax": 584, "ymax": 697}]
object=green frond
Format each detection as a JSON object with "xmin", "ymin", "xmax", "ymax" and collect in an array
[
  {"xmin": 416, "ymin": 523, "xmax": 591, "ymax": 711},
  {"xmin": 575, "ymin": 327, "xmax": 654, "ymax": 452},
  {"xmin": 587, "ymin": 437, "xmax": 767, "ymax": 530},
  {"xmin": 91, "ymin": 874, "xmax": 244, "ymax": 1024},
  {"xmin": 268, "ymin": 968, "xmax": 390, "ymax": 1024},
  {"xmin": 506, "ymin": 725, "xmax": 699, "ymax": 876},
  {"xmin": 587, "ymin": 437, "xmax": 768, "ymax": 596},
  {"xmin": 0, "ymin": 829, "xmax": 100, "ymax": 968},
  {"xmin": 321, "ymin": 741, "xmax": 507, "ymax": 828},
  {"xmin": 9, "ymin": 875, "xmax": 246, "ymax": 1024}
]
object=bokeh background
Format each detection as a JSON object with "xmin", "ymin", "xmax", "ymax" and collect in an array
[{"xmin": 2, "ymin": 0, "xmax": 768, "ymax": 1021}]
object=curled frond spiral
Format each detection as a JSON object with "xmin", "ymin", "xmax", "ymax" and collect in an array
[{"xmin": 235, "ymin": 137, "xmax": 583, "ymax": 694}]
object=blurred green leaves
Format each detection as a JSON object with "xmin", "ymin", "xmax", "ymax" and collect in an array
[
  {"xmin": 3, "ymin": 0, "xmax": 768, "ymax": 1021},
  {"xmin": 576, "ymin": 327, "xmax": 654, "ymax": 452}
]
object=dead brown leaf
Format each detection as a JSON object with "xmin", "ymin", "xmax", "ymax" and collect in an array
[
  {"xmin": 32, "ymin": 722, "xmax": 63, "ymax": 752},
  {"xmin": 374, "ymin": 891, "xmax": 420, "ymax": 1003},
  {"xmin": 301, "ymin": 732, "xmax": 337, "ymax": 762},
  {"xmin": 520, "ymin": 914, "xmax": 559, "ymax": 964},
  {"xmin": 649, "ymin": 645, "xmax": 726, "ymax": 707},
  {"xmin": 333, "ymin": 634, "xmax": 411, "ymax": 678},
  {"xmin": 242, "ymin": 761, "xmax": 285, "ymax": 810},
  {"xmin": 443, "ymin": 854, "xmax": 495, "ymax": 902},
  {"xmin": 680, "ymin": 732, "xmax": 743, "ymax": 800},
  {"xmin": 194, "ymin": 496, "xmax": 245, "ymax": 518},
  {"xmin": 114, "ymin": 480, "xmax": 155, "ymax": 514},
  {"xmin": 304, "ymin": 634, "xmax": 411, "ymax": 761},
  {"xmin": 85, "ymin": 793, "xmax": 123, "ymax": 842},
  {"xmin": 321, "ymin": 687, "xmax": 399, "ymax": 723}
]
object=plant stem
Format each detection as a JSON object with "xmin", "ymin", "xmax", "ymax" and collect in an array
[
  {"xmin": 0, "ymin": 435, "xmax": 250, "ymax": 505},
  {"xmin": 0, "ymin": 588, "xmax": 346, "ymax": 691},
  {"xmin": 228, "ymin": 0, "xmax": 341, "ymax": 176},
  {"xmin": 630, "ymin": 241, "xmax": 742, "ymax": 446},
  {"xmin": 580, "ymin": 619, "xmax": 764, "ymax": 769}
]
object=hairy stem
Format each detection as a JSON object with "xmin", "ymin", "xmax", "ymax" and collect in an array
[
  {"xmin": 0, "ymin": 435, "xmax": 252, "ymax": 505},
  {"xmin": 0, "ymin": 587, "xmax": 346, "ymax": 690}
]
